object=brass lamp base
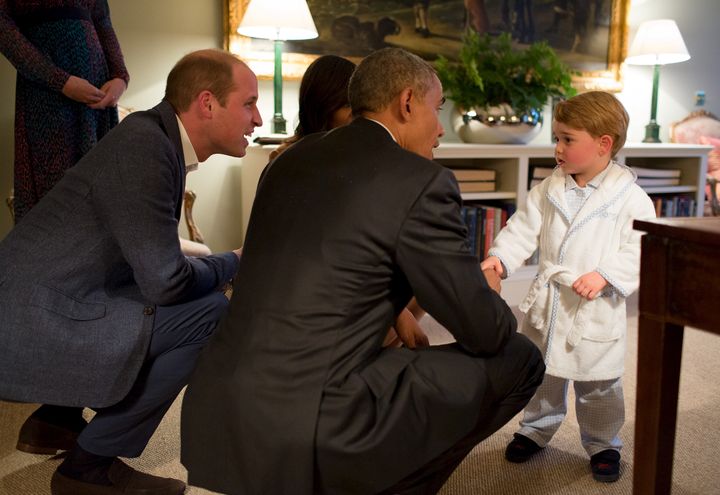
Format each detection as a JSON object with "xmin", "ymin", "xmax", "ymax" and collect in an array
[
  {"xmin": 271, "ymin": 114, "xmax": 287, "ymax": 134},
  {"xmin": 643, "ymin": 121, "xmax": 661, "ymax": 143}
]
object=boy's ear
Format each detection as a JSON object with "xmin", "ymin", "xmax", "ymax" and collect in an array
[{"xmin": 599, "ymin": 135, "xmax": 613, "ymax": 155}]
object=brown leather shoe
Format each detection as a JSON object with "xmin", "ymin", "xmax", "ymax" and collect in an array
[
  {"xmin": 50, "ymin": 459, "xmax": 186, "ymax": 494},
  {"xmin": 16, "ymin": 415, "xmax": 86, "ymax": 455}
]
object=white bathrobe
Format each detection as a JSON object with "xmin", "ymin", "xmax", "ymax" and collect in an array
[{"xmin": 489, "ymin": 161, "xmax": 656, "ymax": 380}]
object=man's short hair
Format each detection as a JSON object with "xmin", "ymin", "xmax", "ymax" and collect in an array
[
  {"xmin": 349, "ymin": 47, "xmax": 437, "ymax": 117},
  {"xmin": 553, "ymin": 91, "xmax": 629, "ymax": 156},
  {"xmin": 164, "ymin": 49, "xmax": 245, "ymax": 113}
]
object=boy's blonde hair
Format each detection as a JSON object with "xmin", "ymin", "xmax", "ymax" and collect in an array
[{"xmin": 553, "ymin": 91, "xmax": 629, "ymax": 156}]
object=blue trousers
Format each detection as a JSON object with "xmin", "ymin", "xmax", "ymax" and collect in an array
[{"xmin": 78, "ymin": 291, "xmax": 229, "ymax": 457}]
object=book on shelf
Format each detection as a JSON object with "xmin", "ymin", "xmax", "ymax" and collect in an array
[
  {"xmin": 631, "ymin": 166, "xmax": 681, "ymax": 178},
  {"xmin": 458, "ymin": 181, "xmax": 496, "ymax": 193},
  {"xmin": 530, "ymin": 165, "xmax": 554, "ymax": 179},
  {"xmin": 460, "ymin": 203, "xmax": 516, "ymax": 259},
  {"xmin": 636, "ymin": 177, "xmax": 682, "ymax": 187},
  {"xmin": 649, "ymin": 194, "xmax": 696, "ymax": 217},
  {"xmin": 450, "ymin": 168, "xmax": 496, "ymax": 193},
  {"xmin": 450, "ymin": 168, "xmax": 496, "ymax": 181},
  {"xmin": 528, "ymin": 165, "xmax": 555, "ymax": 190}
]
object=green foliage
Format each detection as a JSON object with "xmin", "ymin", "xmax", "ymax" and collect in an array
[{"xmin": 436, "ymin": 32, "xmax": 577, "ymax": 112}]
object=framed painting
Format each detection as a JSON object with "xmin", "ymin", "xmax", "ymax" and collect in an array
[{"xmin": 224, "ymin": 0, "xmax": 630, "ymax": 91}]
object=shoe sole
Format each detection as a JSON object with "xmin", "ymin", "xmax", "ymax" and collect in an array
[
  {"xmin": 16, "ymin": 441, "xmax": 68, "ymax": 455},
  {"xmin": 593, "ymin": 473, "xmax": 620, "ymax": 482},
  {"xmin": 51, "ymin": 471, "xmax": 187, "ymax": 495},
  {"xmin": 505, "ymin": 438, "xmax": 543, "ymax": 463}
]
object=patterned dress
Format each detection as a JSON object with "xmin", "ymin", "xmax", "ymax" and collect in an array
[{"xmin": 0, "ymin": 0, "xmax": 129, "ymax": 221}]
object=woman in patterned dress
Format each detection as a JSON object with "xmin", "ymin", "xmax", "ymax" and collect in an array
[{"xmin": 0, "ymin": 0, "xmax": 129, "ymax": 221}]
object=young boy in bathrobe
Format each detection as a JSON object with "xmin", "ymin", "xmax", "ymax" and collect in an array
[{"xmin": 481, "ymin": 91, "xmax": 656, "ymax": 482}]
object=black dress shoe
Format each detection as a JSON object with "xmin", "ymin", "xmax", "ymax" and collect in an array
[
  {"xmin": 51, "ymin": 459, "xmax": 186, "ymax": 495},
  {"xmin": 505, "ymin": 433, "xmax": 543, "ymax": 463},
  {"xmin": 16, "ymin": 408, "xmax": 87, "ymax": 455},
  {"xmin": 590, "ymin": 449, "xmax": 621, "ymax": 482}
]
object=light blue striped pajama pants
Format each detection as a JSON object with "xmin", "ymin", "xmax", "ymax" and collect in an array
[{"xmin": 515, "ymin": 374, "xmax": 624, "ymax": 457}]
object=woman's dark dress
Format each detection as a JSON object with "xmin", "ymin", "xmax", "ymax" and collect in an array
[{"xmin": 0, "ymin": 0, "xmax": 129, "ymax": 221}]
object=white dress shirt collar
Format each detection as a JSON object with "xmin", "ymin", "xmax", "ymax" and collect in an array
[
  {"xmin": 176, "ymin": 115, "xmax": 199, "ymax": 174},
  {"xmin": 366, "ymin": 118, "xmax": 398, "ymax": 143}
]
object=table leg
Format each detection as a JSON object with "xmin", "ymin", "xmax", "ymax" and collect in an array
[{"xmin": 633, "ymin": 316, "xmax": 684, "ymax": 494}]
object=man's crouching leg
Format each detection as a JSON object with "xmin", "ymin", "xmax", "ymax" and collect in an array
[
  {"xmin": 381, "ymin": 333, "xmax": 545, "ymax": 495},
  {"xmin": 52, "ymin": 292, "xmax": 229, "ymax": 495}
]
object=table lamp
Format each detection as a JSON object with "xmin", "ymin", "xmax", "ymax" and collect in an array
[
  {"xmin": 237, "ymin": 0, "xmax": 318, "ymax": 134},
  {"xmin": 625, "ymin": 19, "xmax": 690, "ymax": 143}
]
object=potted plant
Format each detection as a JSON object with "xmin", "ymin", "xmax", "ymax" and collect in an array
[{"xmin": 436, "ymin": 31, "xmax": 577, "ymax": 144}]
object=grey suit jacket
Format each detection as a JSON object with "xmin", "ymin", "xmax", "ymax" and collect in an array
[
  {"xmin": 0, "ymin": 101, "xmax": 238, "ymax": 408},
  {"xmin": 181, "ymin": 118, "xmax": 517, "ymax": 494}
]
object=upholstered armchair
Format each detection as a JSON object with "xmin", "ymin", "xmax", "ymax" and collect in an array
[
  {"xmin": 180, "ymin": 189, "xmax": 211, "ymax": 256},
  {"xmin": 6, "ymin": 190, "xmax": 14, "ymax": 224},
  {"xmin": 670, "ymin": 110, "xmax": 720, "ymax": 216}
]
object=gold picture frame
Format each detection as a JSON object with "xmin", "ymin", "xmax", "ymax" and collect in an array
[{"xmin": 224, "ymin": 0, "xmax": 630, "ymax": 91}]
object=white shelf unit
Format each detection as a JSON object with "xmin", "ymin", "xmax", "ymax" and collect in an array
[
  {"xmin": 432, "ymin": 142, "xmax": 712, "ymax": 306},
  {"xmin": 434, "ymin": 142, "xmax": 711, "ymax": 218},
  {"xmin": 239, "ymin": 142, "xmax": 711, "ymax": 306}
]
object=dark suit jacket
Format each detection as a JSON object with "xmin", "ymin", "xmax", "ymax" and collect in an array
[
  {"xmin": 181, "ymin": 118, "xmax": 517, "ymax": 494},
  {"xmin": 0, "ymin": 101, "xmax": 238, "ymax": 408}
]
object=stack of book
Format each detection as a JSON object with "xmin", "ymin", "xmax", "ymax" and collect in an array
[
  {"xmin": 648, "ymin": 194, "xmax": 697, "ymax": 217},
  {"xmin": 460, "ymin": 203, "xmax": 516, "ymax": 259},
  {"xmin": 529, "ymin": 165, "xmax": 555, "ymax": 189},
  {"xmin": 450, "ymin": 168, "xmax": 496, "ymax": 193},
  {"xmin": 631, "ymin": 166, "xmax": 682, "ymax": 186}
]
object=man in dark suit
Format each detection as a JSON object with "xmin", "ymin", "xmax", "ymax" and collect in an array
[
  {"xmin": 181, "ymin": 47, "xmax": 545, "ymax": 495},
  {"xmin": 0, "ymin": 49, "xmax": 262, "ymax": 495}
]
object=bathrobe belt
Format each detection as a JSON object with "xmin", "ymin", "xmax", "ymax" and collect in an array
[{"xmin": 519, "ymin": 263, "xmax": 599, "ymax": 348}]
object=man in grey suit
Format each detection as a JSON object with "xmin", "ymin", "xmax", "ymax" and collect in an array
[
  {"xmin": 182, "ymin": 48, "xmax": 544, "ymax": 494},
  {"xmin": 0, "ymin": 49, "xmax": 262, "ymax": 495}
]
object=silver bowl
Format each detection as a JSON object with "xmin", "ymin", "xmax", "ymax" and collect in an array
[{"xmin": 451, "ymin": 104, "xmax": 543, "ymax": 144}]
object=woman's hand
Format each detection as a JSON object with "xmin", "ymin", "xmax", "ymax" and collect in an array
[
  {"xmin": 61, "ymin": 75, "xmax": 105, "ymax": 105},
  {"xmin": 88, "ymin": 78, "xmax": 127, "ymax": 109}
]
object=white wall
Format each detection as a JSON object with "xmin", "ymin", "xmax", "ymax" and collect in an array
[
  {"xmin": 1, "ymin": 0, "xmax": 718, "ymax": 245},
  {"xmin": 619, "ymin": 0, "xmax": 718, "ymax": 143}
]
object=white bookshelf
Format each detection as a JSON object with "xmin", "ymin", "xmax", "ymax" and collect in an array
[
  {"xmin": 433, "ymin": 142, "xmax": 712, "ymax": 305},
  {"xmin": 239, "ymin": 142, "xmax": 711, "ymax": 305},
  {"xmin": 434, "ymin": 142, "xmax": 711, "ymax": 217}
]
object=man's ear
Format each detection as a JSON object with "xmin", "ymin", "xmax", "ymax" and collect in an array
[
  {"xmin": 399, "ymin": 87, "xmax": 413, "ymax": 121},
  {"xmin": 197, "ymin": 90, "xmax": 214, "ymax": 118}
]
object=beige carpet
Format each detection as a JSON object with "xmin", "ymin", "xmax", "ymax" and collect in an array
[{"xmin": 2, "ymin": 305, "xmax": 720, "ymax": 494}]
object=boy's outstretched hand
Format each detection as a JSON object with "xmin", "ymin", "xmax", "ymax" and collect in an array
[
  {"xmin": 480, "ymin": 256, "xmax": 504, "ymax": 276},
  {"xmin": 572, "ymin": 271, "xmax": 608, "ymax": 300}
]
